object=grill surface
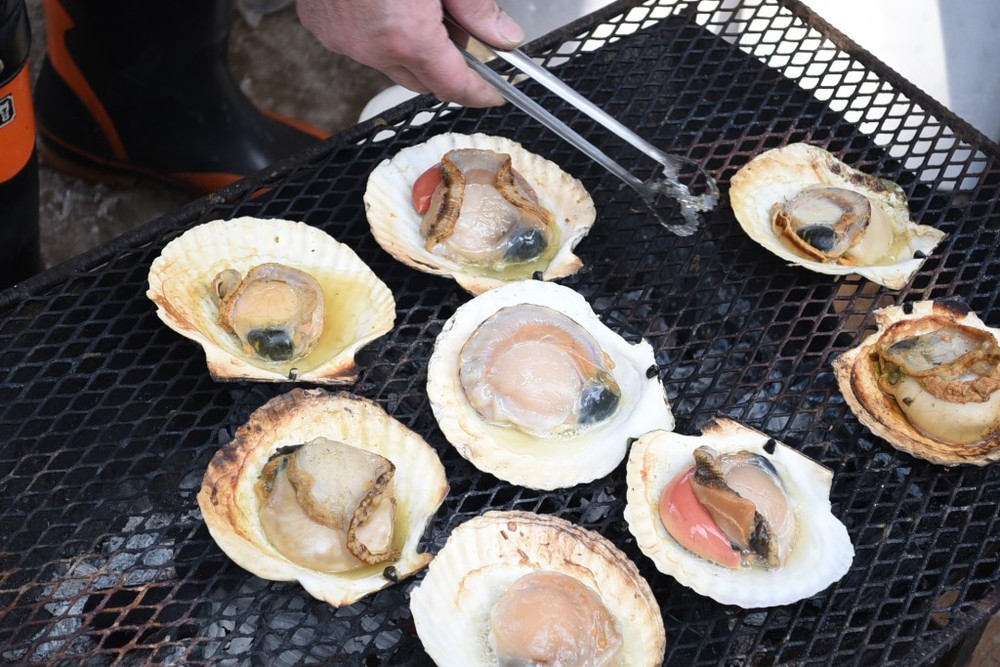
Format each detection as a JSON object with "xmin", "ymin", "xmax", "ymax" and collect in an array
[{"xmin": 2, "ymin": 1, "xmax": 998, "ymax": 665}]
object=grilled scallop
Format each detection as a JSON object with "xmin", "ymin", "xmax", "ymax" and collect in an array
[
  {"xmin": 197, "ymin": 389, "xmax": 448, "ymax": 607},
  {"xmin": 147, "ymin": 216, "xmax": 395, "ymax": 383},
  {"xmin": 410, "ymin": 511, "xmax": 665, "ymax": 666},
  {"xmin": 834, "ymin": 299, "xmax": 1000, "ymax": 465},
  {"xmin": 624, "ymin": 418, "xmax": 854, "ymax": 608},
  {"xmin": 730, "ymin": 143, "xmax": 945, "ymax": 289},
  {"xmin": 427, "ymin": 280, "xmax": 674, "ymax": 490},
  {"xmin": 364, "ymin": 132, "xmax": 596, "ymax": 295}
]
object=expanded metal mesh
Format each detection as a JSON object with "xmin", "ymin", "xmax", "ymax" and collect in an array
[{"xmin": 1, "ymin": 0, "xmax": 998, "ymax": 665}]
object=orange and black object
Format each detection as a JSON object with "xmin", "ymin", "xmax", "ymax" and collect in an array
[
  {"xmin": 33, "ymin": 0, "xmax": 327, "ymax": 194},
  {"xmin": 0, "ymin": 0, "xmax": 43, "ymax": 288}
]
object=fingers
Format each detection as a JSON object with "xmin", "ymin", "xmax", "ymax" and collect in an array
[
  {"xmin": 388, "ymin": 29, "xmax": 504, "ymax": 107},
  {"xmin": 443, "ymin": 0, "xmax": 524, "ymax": 50},
  {"xmin": 295, "ymin": 0, "xmax": 510, "ymax": 108}
]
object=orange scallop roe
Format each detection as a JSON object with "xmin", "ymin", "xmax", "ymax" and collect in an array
[{"xmin": 659, "ymin": 466, "xmax": 741, "ymax": 568}]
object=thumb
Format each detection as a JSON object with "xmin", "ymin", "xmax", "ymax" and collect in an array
[{"xmin": 443, "ymin": 0, "xmax": 525, "ymax": 49}]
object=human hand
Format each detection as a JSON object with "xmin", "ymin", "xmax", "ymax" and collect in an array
[{"xmin": 295, "ymin": 0, "xmax": 525, "ymax": 108}]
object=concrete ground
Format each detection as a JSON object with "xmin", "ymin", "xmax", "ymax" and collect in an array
[{"xmin": 19, "ymin": 2, "xmax": 1000, "ymax": 665}]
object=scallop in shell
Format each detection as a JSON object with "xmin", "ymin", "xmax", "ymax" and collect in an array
[
  {"xmin": 427, "ymin": 280, "xmax": 674, "ymax": 490},
  {"xmin": 364, "ymin": 132, "xmax": 596, "ymax": 295},
  {"xmin": 624, "ymin": 418, "xmax": 854, "ymax": 608},
  {"xmin": 833, "ymin": 299, "xmax": 1000, "ymax": 466},
  {"xmin": 410, "ymin": 511, "xmax": 665, "ymax": 666},
  {"xmin": 730, "ymin": 143, "xmax": 945, "ymax": 289},
  {"xmin": 147, "ymin": 216, "xmax": 396, "ymax": 383},
  {"xmin": 197, "ymin": 388, "xmax": 448, "ymax": 606}
]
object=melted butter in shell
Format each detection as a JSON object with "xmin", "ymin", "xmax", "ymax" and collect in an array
[{"xmin": 212, "ymin": 267, "xmax": 377, "ymax": 377}]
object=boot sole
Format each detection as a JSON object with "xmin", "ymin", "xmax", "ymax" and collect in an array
[
  {"xmin": 37, "ymin": 131, "xmax": 250, "ymax": 194},
  {"xmin": 37, "ymin": 133, "xmax": 140, "ymax": 190}
]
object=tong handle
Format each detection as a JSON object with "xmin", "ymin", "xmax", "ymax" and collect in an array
[
  {"xmin": 456, "ymin": 49, "xmax": 647, "ymax": 193},
  {"xmin": 492, "ymin": 47, "xmax": 683, "ymax": 177}
]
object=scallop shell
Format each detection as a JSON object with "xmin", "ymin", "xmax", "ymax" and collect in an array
[
  {"xmin": 624, "ymin": 418, "xmax": 854, "ymax": 608},
  {"xmin": 427, "ymin": 280, "xmax": 674, "ymax": 490},
  {"xmin": 147, "ymin": 216, "xmax": 396, "ymax": 384},
  {"xmin": 410, "ymin": 510, "xmax": 666, "ymax": 666},
  {"xmin": 730, "ymin": 143, "xmax": 945, "ymax": 289},
  {"xmin": 364, "ymin": 132, "xmax": 596, "ymax": 295},
  {"xmin": 197, "ymin": 388, "xmax": 448, "ymax": 607},
  {"xmin": 833, "ymin": 299, "xmax": 1000, "ymax": 466}
]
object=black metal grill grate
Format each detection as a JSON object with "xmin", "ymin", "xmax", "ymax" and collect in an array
[{"xmin": 2, "ymin": 0, "xmax": 998, "ymax": 664}]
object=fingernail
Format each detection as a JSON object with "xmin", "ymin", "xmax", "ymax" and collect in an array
[{"xmin": 497, "ymin": 11, "xmax": 525, "ymax": 44}]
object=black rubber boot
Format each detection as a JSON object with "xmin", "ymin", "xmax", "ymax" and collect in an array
[
  {"xmin": 33, "ymin": 0, "xmax": 326, "ymax": 193},
  {"xmin": 0, "ymin": 0, "xmax": 44, "ymax": 288}
]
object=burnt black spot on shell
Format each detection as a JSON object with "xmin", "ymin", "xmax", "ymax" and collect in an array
[
  {"xmin": 763, "ymin": 438, "xmax": 777, "ymax": 455},
  {"xmin": 532, "ymin": 270, "xmax": 544, "ymax": 281},
  {"xmin": 913, "ymin": 250, "xmax": 927, "ymax": 259},
  {"xmin": 797, "ymin": 225, "xmax": 837, "ymax": 252},
  {"xmin": 383, "ymin": 565, "xmax": 399, "ymax": 583},
  {"xmin": 646, "ymin": 364, "xmax": 660, "ymax": 379},
  {"xmin": 902, "ymin": 302, "xmax": 914, "ymax": 314},
  {"xmin": 934, "ymin": 298, "xmax": 971, "ymax": 317},
  {"xmin": 248, "ymin": 328, "xmax": 294, "ymax": 361}
]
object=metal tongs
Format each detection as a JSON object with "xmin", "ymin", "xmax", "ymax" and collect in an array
[{"xmin": 445, "ymin": 15, "xmax": 719, "ymax": 236}]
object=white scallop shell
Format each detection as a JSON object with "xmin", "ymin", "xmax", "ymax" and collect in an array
[
  {"xmin": 624, "ymin": 418, "xmax": 854, "ymax": 608},
  {"xmin": 147, "ymin": 216, "xmax": 396, "ymax": 384},
  {"xmin": 730, "ymin": 143, "xmax": 946, "ymax": 289},
  {"xmin": 197, "ymin": 388, "xmax": 449, "ymax": 607},
  {"xmin": 427, "ymin": 280, "xmax": 674, "ymax": 490},
  {"xmin": 833, "ymin": 299, "xmax": 1000, "ymax": 466},
  {"xmin": 364, "ymin": 132, "xmax": 596, "ymax": 295},
  {"xmin": 410, "ymin": 510, "xmax": 665, "ymax": 667}
]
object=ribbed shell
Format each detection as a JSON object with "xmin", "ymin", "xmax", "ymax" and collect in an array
[
  {"xmin": 410, "ymin": 511, "xmax": 665, "ymax": 667},
  {"xmin": 730, "ymin": 143, "xmax": 945, "ymax": 289},
  {"xmin": 146, "ymin": 216, "xmax": 395, "ymax": 384},
  {"xmin": 426, "ymin": 280, "xmax": 674, "ymax": 490},
  {"xmin": 197, "ymin": 389, "xmax": 448, "ymax": 607},
  {"xmin": 364, "ymin": 132, "xmax": 596, "ymax": 295},
  {"xmin": 833, "ymin": 299, "xmax": 1000, "ymax": 465},
  {"xmin": 624, "ymin": 418, "xmax": 854, "ymax": 608}
]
